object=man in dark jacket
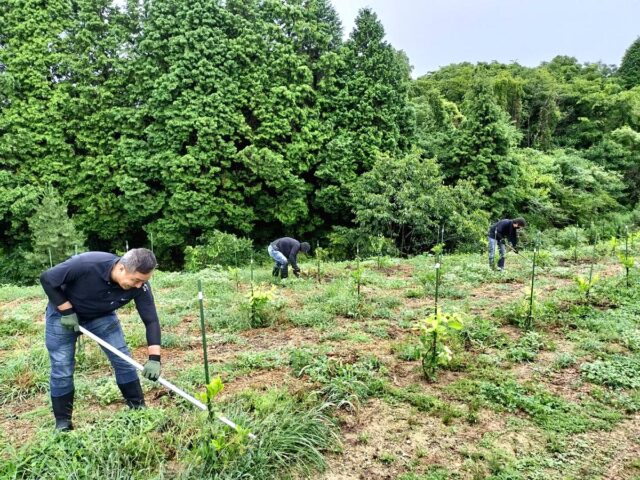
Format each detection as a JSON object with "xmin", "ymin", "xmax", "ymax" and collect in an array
[
  {"xmin": 40, "ymin": 248, "xmax": 162, "ymax": 431},
  {"xmin": 268, "ymin": 237, "xmax": 310, "ymax": 279},
  {"xmin": 488, "ymin": 218, "xmax": 526, "ymax": 270}
]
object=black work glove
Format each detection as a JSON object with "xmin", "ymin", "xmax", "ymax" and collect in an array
[
  {"xmin": 59, "ymin": 307, "xmax": 79, "ymax": 332},
  {"xmin": 293, "ymin": 268, "xmax": 300, "ymax": 278}
]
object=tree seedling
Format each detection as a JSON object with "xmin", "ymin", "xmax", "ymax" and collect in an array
[{"xmin": 417, "ymin": 308, "xmax": 463, "ymax": 381}]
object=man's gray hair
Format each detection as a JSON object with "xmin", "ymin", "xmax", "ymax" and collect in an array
[{"xmin": 120, "ymin": 248, "xmax": 158, "ymax": 274}]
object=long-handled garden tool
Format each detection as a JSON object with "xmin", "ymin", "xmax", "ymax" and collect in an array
[{"xmin": 77, "ymin": 325, "xmax": 256, "ymax": 439}]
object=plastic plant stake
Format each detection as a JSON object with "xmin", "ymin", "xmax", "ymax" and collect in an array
[{"xmin": 77, "ymin": 325, "xmax": 256, "ymax": 439}]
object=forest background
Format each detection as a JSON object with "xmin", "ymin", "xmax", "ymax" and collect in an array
[{"xmin": 1, "ymin": 0, "xmax": 640, "ymax": 282}]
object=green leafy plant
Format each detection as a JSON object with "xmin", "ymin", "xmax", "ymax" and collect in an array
[
  {"xmin": 245, "ymin": 286, "xmax": 277, "ymax": 328},
  {"xmin": 574, "ymin": 273, "xmax": 600, "ymax": 299},
  {"xmin": 195, "ymin": 378, "xmax": 251, "ymax": 468},
  {"xmin": 315, "ymin": 246, "xmax": 329, "ymax": 282},
  {"xmin": 350, "ymin": 257, "xmax": 366, "ymax": 297},
  {"xmin": 370, "ymin": 235, "xmax": 391, "ymax": 269},
  {"xmin": 184, "ymin": 231, "xmax": 253, "ymax": 272},
  {"xmin": 227, "ymin": 266, "xmax": 240, "ymax": 291},
  {"xmin": 417, "ymin": 309, "xmax": 463, "ymax": 381},
  {"xmin": 617, "ymin": 248, "xmax": 635, "ymax": 288}
]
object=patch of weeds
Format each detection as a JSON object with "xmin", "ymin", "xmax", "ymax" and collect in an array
[
  {"xmin": 1, "ymin": 408, "xmax": 177, "ymax": 480},
  {"xmin": 477, "ymin": 379, "xmax": 621, "ymax": 433},
  {"xmin": 93, "ymin": 378, "xmax": 124, "ymax": 406},
  {"xmin": 462, "ymin": 317, "xmax": 507, "ymax": 350},
  {"xmin": 580, "ymin": 355, "xmax": 640, "ymax": 388},
  {"xmin": 299, "ymin": 355, "xmax": 386, "ymax": 410},
  {"xmin": 288, "ymin": 307, "xmax": 334, "ymax": 328},
  {"xmin": 211, "ymin": 350, "xmax": 286, "ymax": 381},
  {"xmin": 391, "ymin": 341, "xmax": 421, "ymax": 361},
  {"xmin": 506, "ymin": 331, "xmax": 545, "ymax": 363},
  {"xmin": 288, "ymin": 346, "xmax": 330, "ymax": 376},
  {"xmin": 405, "ymin": 288, "xmax": 424, "ymax": 298},
  {"xmin": 124, "ymin": 324, "xmax": 147, "ymax": 348},
  {"xmin": 211, "ymin": 333, "xmax": 248, "ymax": 346},
  {"xmin": 0, "ymin": 347, "xmax": 49, "ymax": 404},
  {"xmin": 320, "ymin": 328, "xmax": 371, "ymax": 343},
  {"xmin": 0, "ymin": 313, "xmax": 39, "ymax": 336},
  {"xmin": 399, "ymin": 466, "xmax": 457, "ymax": 479},
  {"xmin": 162, "ymin": 332, "xmax": 191, "ymax": 348},
  {"xmin": 590, "ymin": 385, "xmax": 640, "ymax": 413},
  {"xmin": 385, "ymin": 385, "xmax": 463, "ymax": 424},
  {"xmin": 377, "ymin": 452, "xmax": 396, "ymax": 464},
  {"xmin": 186, "ymin": 388, "xmax": 341, "ymax": 478},
  {"xmin": 0, "ymin": 284, "xmax": 43, "ymax": 302},
  {"xmin": 364, "ymin": 321, "xmax": 390, "ymax": 339},
  {"xmin": 551, "ymin": 352, "xmax": 577, "ymax": 370}
]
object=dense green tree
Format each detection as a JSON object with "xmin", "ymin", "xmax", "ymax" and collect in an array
[
  {"xmin": 315, "ymin": 8, "xmax": 415, "ymax": 222},
  {"xmin": 618, "ymin": 37, "xmax": 640, "ymax": 88},
  {"xmin": 587, "ymin": 126, "xmax": 640, "ymax": 205},
  {"xmin": 444, "ymin": 77, "xmax": 521, "ymax": 214},
  {"xmin": 26, "ymin": 186, "xmax": 85, "ymax": 273},
  {"xmin": 351, "ymin": 151, "xmax": 487, "ymax": 254},
  {"xmin": 0, "ymin": 0, "xmax": 74, "ymax": 254}
]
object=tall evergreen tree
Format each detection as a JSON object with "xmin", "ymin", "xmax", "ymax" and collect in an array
[
  {"xmin": 618, "ymin": 37, "xmax": 640, "ymax": 89},
  {"xmin": 445, "ymin": 76, "xmax": 520, "ymax": 214},
  {"xmin": 55, "ymin": 0, "xmax": 146, "ymax": 249},
  {"xmin": 26, "ymin": 185, "xmax": 85, "ymax": 271},
  {"xmin": 0, "ymin": 0, "xmax": 74, "ymax": 253},
  {"xmin": 314, "ymin": 8, "xmax": 415, "ymax": 222}
]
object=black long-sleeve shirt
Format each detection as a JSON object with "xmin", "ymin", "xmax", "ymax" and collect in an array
[
  {"xmin": 40, "ymin": 252, "xmax": 161, "ymax": 346},
  {"xmin": 488, "ymin": 219, "xmax": 519, "ymax": 248},
  {"xmin": 270, "ymin": 237, "xmax": 302, "ymax": 270}
]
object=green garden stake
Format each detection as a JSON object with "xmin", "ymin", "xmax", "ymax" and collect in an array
[
  {"xmin": 48, "ymin": 248, "xmax": 53, "ymax": 268},
  {"xmin": 197, "ymin": 280, "xmax": 214, "ymax": 420},
  {"xmin": 197, "ymin": 280, "xmax": 211, "ymax": 386},
  {"xmin": 150, "ymin": 233, "xmax": 154, "ymax": 254},
  {"xmin": 526, "ymin": 245, "xmax": 538, "ymax": 330},
  {"xmin": 316, "ymin": 241, "xmax": 321, "ymax": 282},
  {"xmin": 250, "ymin": 253, "xmax": 254, "ymax": 295},
  {"xmin": 74, "ymin": 244, "xmax": 78, "ymax": 256},
  {"xmin": 587, "ymin": 234, "xmax": 597, "ymax": 298},
  {"xmin": 625, "ymin": 226, "xmax": 630, "ymax": 287},
  {"xmin": 434, "ymin": 259, "xmax": 441, "ymax": 315},
  {"xmin": 126, "ymin": 240, "xmax": 129, "ymax": 252}
]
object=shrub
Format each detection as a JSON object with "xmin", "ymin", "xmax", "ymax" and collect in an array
[{"xmin": 184, "ymin": 230, "xmax": 253, "ymax": 271}]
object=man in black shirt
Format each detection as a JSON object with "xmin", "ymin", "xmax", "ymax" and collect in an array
[
  {"xmin": 488, "ymin": 218, "xmax": 526, "ymax": 270},
  {"xmin": 40, "ymin": 248, "xmax": 162, "ymax": 431},
  {"xmin": 268, "ymin": 237, "xmax": 310, "ymax": 279}
]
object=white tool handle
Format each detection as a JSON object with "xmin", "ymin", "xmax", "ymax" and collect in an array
[{"xmin": 78, "ymin": 325, "xmax": 255, "ymax": 439}]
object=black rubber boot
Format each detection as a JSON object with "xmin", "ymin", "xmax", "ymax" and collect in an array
[
  {"xmin": 118, "ymin": 379, "xmax": 146, "ymax": 409},
  {"xmin": 280, "ymin": 265, "xmax": 289, "ymax": 279},
  {"xmin": 272, "ymin": 266, "xmax": 280, "ymax": 277},
  {"xmin": 51, "ymin": 390, "xmax": 74, "ymax": 432}
]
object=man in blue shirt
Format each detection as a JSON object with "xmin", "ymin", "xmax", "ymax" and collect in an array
[
  {"xmin": 488, "ymin": 218, "xmax": 526, "ymax": 270},
  {"xmin": 40, "ymin": 248, "xmax": 162, "ymax": 431}
]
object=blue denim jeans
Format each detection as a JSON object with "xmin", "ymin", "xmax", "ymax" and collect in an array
[
  {"xmin": 267, "ymin": 245, "xmax": 288, "ymax": 268},
  {"xmin": 488, "ymin": 237, "xmax": 506, "ymax": 269},
  {"xmin": 45, "ymin": 303, "xmax": 139, "ymax": 397}
]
